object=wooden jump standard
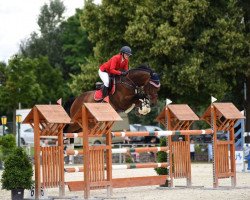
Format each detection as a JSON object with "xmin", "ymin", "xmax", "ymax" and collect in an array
[
  {"xmin": 155, "ymin": 103, "xmax": 244, "ymax": 188},
  {"xmin": 200, "ymin": 103, "xmax": 245, "ymax": 187},
  {"xmin": 156, "ymin": 104, "xmax": 200, "ymax": 187},
  {"xmin": 23, "ymin": 105, "xmax": 71, "ymax": 199}
]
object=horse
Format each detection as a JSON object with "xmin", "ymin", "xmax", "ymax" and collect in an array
[{"xmin": 67, "ymin": 64, "xmax": 160, "ymax": 133}]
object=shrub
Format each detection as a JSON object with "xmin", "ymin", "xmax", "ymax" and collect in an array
[
  {"xmin": 154, "ymin": 137, "xmax": 169, "ymax": 186},
  {"xmin": 1, "ymin": 147, "xmax": 33, "ymax": 190}
]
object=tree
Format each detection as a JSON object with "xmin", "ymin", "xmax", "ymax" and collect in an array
[
  {"xmin": 20, "ymin": 0, "xmax": 66, "ymax": 76},
  {"xmin": 19, "ymin": 0, "xmax": 94, "ymax": 103},
  {"xmin": 61, "ymin": 9, "xmax": 93, "ymax": 75},
  {"xmin": 0, "ymin": 134, "xmax": 16, "ymax": 162},
  {"xmin": 0, "ymin": 56, "xmax": 42, "ymax": 113},
  {"xmin": 239, "ymin": 0, "xmax": 250, "ymax": 131},
  {"xmin": 81, "ymin": 0, "xmax": 140, "ymax": 63},
  {"xmin": 70, "ymin": 0, "xmax": 142, "ymax": 93},
  {"xmin": 0, "ymin": 55, "xmax": 68, "ymax": 111},
  {"xmin": 78, "ymin": 0, "xmax": 249, "ymax": 114},
  {"xmin": 125, "ymin": 0, "xmax": 248, "ymax": 107},
  {"xmin": 19, "ymin": 0, "xmax": 86, "ymax": 103},
  {"xmin": 0, "ymin": 56, "xmax": 42, "ymax": 132},
  {"xmin": 34, "ymin": 56, "xmax": 67, "ymax": 103},
  {"xmin": 69, "ymin": 57, "xmax": 99, "ymax": 95},
  {"xmin": 0, "ymin": 62, "xmax": 7, "ymax": 86}
]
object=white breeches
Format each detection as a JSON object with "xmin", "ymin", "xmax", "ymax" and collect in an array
[{"xmin": 98, "ymin": 69, "xmax": 109, "ymax": 87}]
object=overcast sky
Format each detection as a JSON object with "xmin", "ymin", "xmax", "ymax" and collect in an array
[{"xmin": 0, "ymin": 0, "xmax": 100, "ymax": 63}]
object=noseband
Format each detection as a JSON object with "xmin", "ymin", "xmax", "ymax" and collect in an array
[{"xmin": 147, "ymin": 80, "xmax": 161, "ymax": 100}]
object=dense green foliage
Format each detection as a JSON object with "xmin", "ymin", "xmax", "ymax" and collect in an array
[
  {"xmin": 80, "ymin": 0, "xmax": 249, "ymax": 109},
  {"xmin": 239, "ymin": 0, "xmax": 250, "ymax": 131},
  {"xmin": 0, "ymin": 56, "xmax": 42, "ymax": 112},
  {"xmin": 0, "ymin": 56, "xmax": 67, "ymax": 115},
  {"xmin": 1, "ymin": 147, "xmax": 33, "ymax": 190},
  {"xmin": 0, "ymin": 134, "xmax": 16, "ymax": 161},
  {"xmin": 61, "ymin": 9, "xmax": 93, "ymax": 75},
  {"xmin": 18, "ymin": 0, "xmax": 93, "ymax": 103},
  {"xmin": 76, "ymin": 0, "xmax": 249, "ymax": 125},
  {"xmin": 69, "ymin": 56, "xmax": 99, "ymax": 95}
]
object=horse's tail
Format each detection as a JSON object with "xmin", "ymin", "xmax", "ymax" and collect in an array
[
  {"xmin": 63, "ymin": 96, "xmax": 75, "ymax": 115},
  {"xmin": 63, "ymin": 96, "xmax": 76, "ymax": 133}
]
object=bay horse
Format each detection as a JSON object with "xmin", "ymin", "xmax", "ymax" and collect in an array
[{"xmin": 67, "ymin": 64, "xmax": 160, "ymax": 133}]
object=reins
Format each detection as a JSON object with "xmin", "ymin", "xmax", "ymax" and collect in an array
[
  {"xmin": 116, "ymin": 70, "xmax": 150, "ymax": 97},
  {"xmin": 117, "ymin": 74, "xmax": 136, "ymax": 90}
]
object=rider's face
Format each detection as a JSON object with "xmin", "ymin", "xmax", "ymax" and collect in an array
[{"xmin": 124, "ymin": 53, "xmax": 130, "ymax": 60}]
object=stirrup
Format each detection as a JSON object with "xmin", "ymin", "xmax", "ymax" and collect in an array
[{"xmin": 96, "ymin": 82, "xmax": 103, "ymax": 90}]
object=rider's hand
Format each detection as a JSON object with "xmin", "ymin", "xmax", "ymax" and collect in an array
[{"xmin": 121, "ymin": 71, "xmax": 128, "ymax": 76}]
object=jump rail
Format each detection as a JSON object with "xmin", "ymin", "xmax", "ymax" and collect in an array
[
  {"xmin": 63, "ymin": 129, "xmax": 213, "ymax": 138},
  {"xmin": 64, "ymin": 163, "xmax": 169, "ymax": 173},
  {"xmin": 64, "ymin": 146, "xmax": 169, "ymax": 156}
]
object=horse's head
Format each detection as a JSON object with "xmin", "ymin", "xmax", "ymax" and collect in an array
[
  {"xmin": 126, "ymin": 65, "xmax": 151, "ymax": 86},
  {"xmin": 125, "ymin": 64, "xmax": 160, "ymax": 115}
]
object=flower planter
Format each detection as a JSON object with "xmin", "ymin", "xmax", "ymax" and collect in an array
[{"xmin": 11, "ymin": 188, "xmax": 24, "ymax": 200}]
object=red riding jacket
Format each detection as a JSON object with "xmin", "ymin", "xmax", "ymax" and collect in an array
[{"xmin": 99, "ymin": 54, "xmax": 129, "ymax": 75}]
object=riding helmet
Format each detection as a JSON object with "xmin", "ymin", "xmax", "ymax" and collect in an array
[{"xmin": 120, "ymin": 46, "xmax": 132, "ymax": 56}]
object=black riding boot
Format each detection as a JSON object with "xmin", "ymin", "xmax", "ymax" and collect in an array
[{"xmin": 102, "ymin": 86, "xmax": 109, "ymax": 99}]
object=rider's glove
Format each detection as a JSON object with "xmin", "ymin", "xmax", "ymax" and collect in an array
[{"xmin": 121, "ymin": 71, "xmax": 128, "ymax": 76}]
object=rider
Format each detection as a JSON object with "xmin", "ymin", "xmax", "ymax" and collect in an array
[{"xmin": 98, "ymin": 46, "xmax": 132, "ymax": 98}]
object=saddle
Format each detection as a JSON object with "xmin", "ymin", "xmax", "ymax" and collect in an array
[{"xmin": 94, "ymin": 78, "xmax": 116, "ymax": 101}]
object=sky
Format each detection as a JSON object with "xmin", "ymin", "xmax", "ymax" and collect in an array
[{"xmin": 0, "ymin": 0, "xmax": 100, "ymax": 63}]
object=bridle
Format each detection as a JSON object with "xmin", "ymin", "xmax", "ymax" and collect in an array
[
  {"xmin": 116, "ymin": 71, "xmax": 149, "ymax": 98},
  {"xmin": 145, "ymin": 80, "xmax": 161, "ymax": 101},
  {"xmin": 112, "ymin": 68, "xmax": 160, "ymax": 114}
]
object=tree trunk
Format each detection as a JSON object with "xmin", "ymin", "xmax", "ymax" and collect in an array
[
  {"xmin": 241, "ymin": 0, "xmax": 250, "ymax": 131},
  {"xmin": 12, "ymin": 109, "xmax": 16, "ymax": 138},
  {"xmin": 246, "ymin": 77, "xmax": 250, "ymax": 132}
]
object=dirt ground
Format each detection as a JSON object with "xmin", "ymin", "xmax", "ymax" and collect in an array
[{"xmin": 0, "ymin": 163, "xmax": 250, "ymax": 200}]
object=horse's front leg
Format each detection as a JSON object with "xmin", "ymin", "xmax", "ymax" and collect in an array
[{"xmin": 124, "ymin": 103, "xmax": 135, "ymax": 113}]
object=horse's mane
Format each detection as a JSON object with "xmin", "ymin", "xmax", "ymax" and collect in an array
[
  {"xmin": 129, "ymin": 63, "xmax": 153, "ymax": 74},
  {"xmin": 128, "ymin": 63, "xmax": 160, "ymax": 84}
]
